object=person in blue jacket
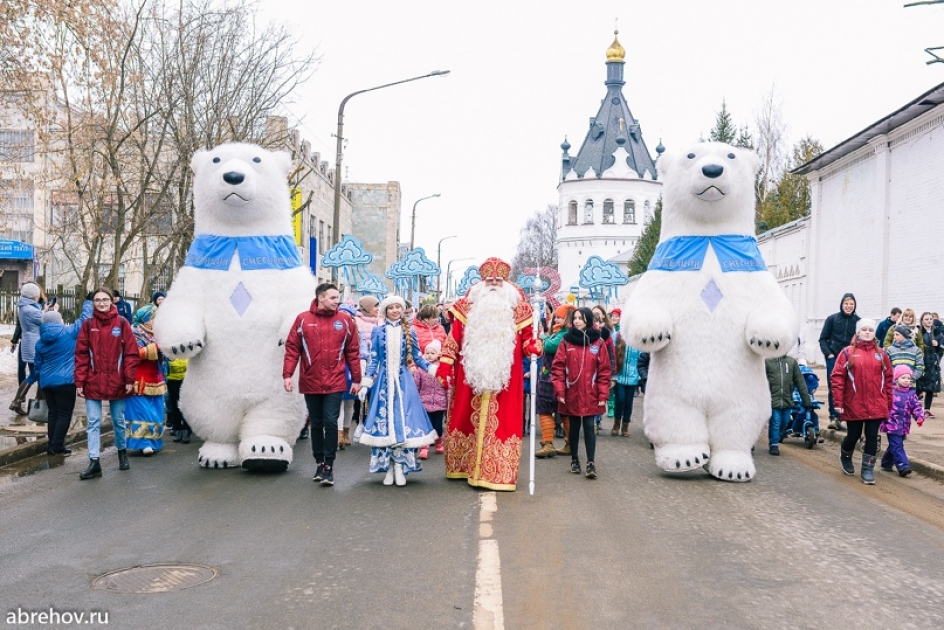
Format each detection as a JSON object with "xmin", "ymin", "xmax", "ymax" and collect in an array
[{"xmin": 33, "ymin": 298, "xmax": 93, "ymax": 456}]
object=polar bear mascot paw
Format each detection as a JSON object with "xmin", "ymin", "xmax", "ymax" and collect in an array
[
  {"xmin": 623, "ymin": 303, "xmax": 673, "ymax": 353},
  {"xmin": 654, "ymin": 443, "xmax": 711, "ymax": 472},
  {"xmin": 744, "ymin": 308, "xmax": 797, "ymax": 359},
  {"xmin": 198, "ymin": 442, "xmax": 240, "ymax": 469},
  {"xmin": 705, "ymin": 450, "xmax": 756, "ymax": 483},
  {"xmin": 239, "ymin": 435, "xmax": 293, "ymax": 473}
]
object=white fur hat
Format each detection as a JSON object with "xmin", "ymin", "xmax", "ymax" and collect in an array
[
  {"xmin": 378, "ymin": 295, "xmax": 406, "ymax": 318},
  {"xmin": 856, "ymin": 318, "xmax": 877, "ymax": 333},
  {"xmin": 425, "ymin": 339, "xmax": 442, "ymax": 353},
  {"xmin": 20, "ymin": 283, "xmax": 40, "ymax": 300}
]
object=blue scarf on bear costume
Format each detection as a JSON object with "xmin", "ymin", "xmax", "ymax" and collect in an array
[
  {"xmin": 647, "ymin": 235, "xmax": 767, "ymax": 273},
  {"xmin": 184, "ymin": 234, "xmax": 302, "ymax": 271}
]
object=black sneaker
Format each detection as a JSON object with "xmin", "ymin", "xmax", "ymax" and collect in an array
[
  {"xmin": 769, "ymin": 445, "xmax": 780, "ymax": 456},
  {"xmin": 585, "ymin": 462, "xmax": 597, "ymax": 479},
  {"xmin": 312, "ymin": 463, "xmax": 325, "ymax": 482},
  {"xmin": 320, "ymin": 465, "xmax": 334, "ymax": 486},
  {"xmin": 570, "ymin": 460, "xmax": 581, "ymax": 474}
]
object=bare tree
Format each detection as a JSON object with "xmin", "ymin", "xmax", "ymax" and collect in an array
[
  {"xmin": 754, "ymin": 85, "xmax": 787, "ymax": 209},
  {"xmin": 510, "ymin": 204, "xmax": 558, "ymax": 278},
  {"xmin": 1, "ymin": 0, "xmax": 317, "ymax": 295}
]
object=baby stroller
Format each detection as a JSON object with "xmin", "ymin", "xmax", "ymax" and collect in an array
[{"xmin": 787, "ymin": 365, "xmax": 822, "ymax": 449}]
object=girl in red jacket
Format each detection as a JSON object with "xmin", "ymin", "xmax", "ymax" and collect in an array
[
  {"xmin": 551, "ymin": 307, "xmax": 612, "ymax": 479},
  {"xmin": 830, "ymin": 318, "xmax": 893, "ymax": 485},
  {"xmin": 74, "ymin": 288, "xmax": 141, "ymax": 479}
]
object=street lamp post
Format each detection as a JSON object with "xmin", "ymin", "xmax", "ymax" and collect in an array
[
  {"xmin": 409, "ymin": 193, "xmax": 441, "ymax": 252},
  {"xmin": 445, "ymin": 257, "xmax": 474, "ymax": 300},
  {"xmin": 330, "ymin": 69, "xmax": 451, "ymax": 282},
  {"xmin": 435, "ymin": 235, "xmax": 457, "ymax": 293}
]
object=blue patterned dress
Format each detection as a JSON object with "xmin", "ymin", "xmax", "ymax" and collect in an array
[{"xmin": 360, "ymin": 320, "xmax": 437, "ymax": 475}]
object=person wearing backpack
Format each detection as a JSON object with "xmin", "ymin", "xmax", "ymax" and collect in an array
[{"xmin": 829, "ymin": 319, "xmax": 893, "ymax": 485}]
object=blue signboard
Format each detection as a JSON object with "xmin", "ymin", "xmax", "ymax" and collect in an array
[
  {"xmin": 309, "ymin": 237, "xmax": 317, "ymax": 274},
  {"xmin": 0, "ymin": 240, "xmax": 33, "ymax": 260}
]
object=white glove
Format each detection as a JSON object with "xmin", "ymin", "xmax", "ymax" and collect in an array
[{"xmin": 357, "ymin": 387, "xmax": 368, "ymax": 402}]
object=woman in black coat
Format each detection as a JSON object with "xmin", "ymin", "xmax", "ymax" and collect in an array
[{"xmin": 917, "ymin": 312, "xmax": 944, "ymax": 416}]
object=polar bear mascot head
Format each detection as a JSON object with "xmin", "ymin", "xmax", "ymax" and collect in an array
[
  {"xmin": 656, "ymin": 142, "xmax": 760, "ymax": 239},
  {"xmin": 190, "ymin": 142, "xmax": 294, "ymax": 236}
]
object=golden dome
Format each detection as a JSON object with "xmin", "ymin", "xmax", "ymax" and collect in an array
[{"xmin": 606, "ymin": 29, "xmax": 625, "ymax": 62}]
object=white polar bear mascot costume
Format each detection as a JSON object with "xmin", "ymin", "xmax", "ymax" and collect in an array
[
  {"xmin": 154, "ymin": 143, "xmax": 314, "ymax": 472},
  {"xmin": 622, "ymin": 142, "xmax": 798, "ymax": 482}
]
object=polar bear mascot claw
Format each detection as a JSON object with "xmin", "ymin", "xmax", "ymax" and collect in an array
[
  {"xmin": 622, "ymin": 142, "xmax": 798, "ymax": 482},
  {"xmin": 154, "ymin": 142, "xmax": 314, "ymax": 473}
]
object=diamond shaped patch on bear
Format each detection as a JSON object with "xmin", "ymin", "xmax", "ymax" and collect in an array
[
  {"xmin": 701, "ymin": 279, "xmax": 723, "ymax": 312},
  {"xmin": 230, "ymin": 282, "xmax": 252, "ymax": 317}
]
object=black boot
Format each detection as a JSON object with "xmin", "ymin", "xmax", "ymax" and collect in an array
[
  {"xmin": 840, "ymin": 449, "xmax": 855, "ymax": 475},
  {"xmin": 861, "ymin": 454, "xmax": 876, "ymax": 485},
  {"xmin": 118, "ymin": 449, "xmax": 130, "ymax": 471},
  {"xmin": 172, "ymin": 430, "xmax": 183, "ymax": 443},
  {"xmin": 180, "ymin": 429, "xmax": 191, "ymax": 444},
  {"xmin": 79, "ymin": 458, "xmax": 102, "ymax": 480},
  {"xmin": 8, "ymin": 381, "xmax": 31, "ymax": 415}
]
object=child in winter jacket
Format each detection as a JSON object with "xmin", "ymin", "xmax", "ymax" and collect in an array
[
  {"xmin": 764, "ymin": 355, "xmax": 812, "ymax": 455},
  {"xmin": 886, "ymin": 325, "xmax": 924, "ymax": 385},
  {"xmin": 880, "ymin": 365, "xmax": 925, "ymax": 477},
  {"xmin": 413, "ymin": 340, "xmax": 448, "ymax": 456},
  {"xmin": 551, "ymin": 307, "xmax": 611, "ymax": 479}
]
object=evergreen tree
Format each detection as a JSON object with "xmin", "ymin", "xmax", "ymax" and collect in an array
[
  {"xmin": 709, "ymin": 100, "xmax": 738, "ymax": 144},
  {"xmin": 756, "ymin": 136, "xmax": 823, "ymax": 232},
  {"xmin": 628, "ymin": 198, "xmax": 662, "ymax": 276}
]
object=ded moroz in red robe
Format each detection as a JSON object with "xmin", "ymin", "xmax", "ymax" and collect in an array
[{"xmin": 438, "ymin": 294, "xmax": 538, "ymax": 491}]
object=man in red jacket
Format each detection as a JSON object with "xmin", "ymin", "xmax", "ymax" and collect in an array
[
  {"xmin": 283, "ymin": 283, "xmax": 362, "ymax": 486},
  {"xmin": 74, "ymin": 288, "xmax": 140, "ymax": 480}
]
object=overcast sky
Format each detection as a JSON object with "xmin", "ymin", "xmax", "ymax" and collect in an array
[{"xmin": 257, "ymin": 0, "xmax": 944, "ymax": 275}]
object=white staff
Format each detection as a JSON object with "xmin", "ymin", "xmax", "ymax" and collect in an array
[{"xmin": 528, "ymin": 275, "xmax": 545, "ymax": 496}]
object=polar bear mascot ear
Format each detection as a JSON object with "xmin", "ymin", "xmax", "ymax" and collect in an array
[{"xmin": 655, "ymin": 147, "xmax": 678, "ymax": 179}]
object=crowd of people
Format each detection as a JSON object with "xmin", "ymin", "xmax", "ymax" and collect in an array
[
  {"xmin": 8, "ymin": 284, "xmax": 182, "ymax": 479},
  {"xmin": 11, "ymin": 273, "xmax": 940, "ymax": 490}
]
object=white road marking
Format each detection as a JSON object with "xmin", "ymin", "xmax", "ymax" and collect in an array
[{"xmin": 474, "ymin": 492, "xmax": 504, "ymax": 630}]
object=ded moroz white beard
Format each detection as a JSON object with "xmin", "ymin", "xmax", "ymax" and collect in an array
[{"xmin": 462, "ymin": 282, "xmax": 520, "ymax": 394}]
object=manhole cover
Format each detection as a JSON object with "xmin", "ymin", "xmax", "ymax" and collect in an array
[{"xmin": 91, "ymin": 564, "xmax": 218, "ymax": 593}]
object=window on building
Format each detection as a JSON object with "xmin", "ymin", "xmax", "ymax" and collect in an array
[
  {"xmin": 583, "ymin": 199, "xmax": 594, "ymax": 224},
  {"xmin": 623, "ymin": 200, "xmax": 635, "ymax": 224},
  {"xmin": 319, "ymin": 220, "xmax": 325, "ymax": 254},
  {"xmin": 0, "ymin": 131, "xmax": 35, "ymax": 162},
  {"xmin": 602, "ymin": 199, "xmax": 614, "ymax": 224},
  {"xmin": 567, "ymin": 201, "xmax": 577, "ymax": 225},
  {"xmin": 644, "ymin": 200, "xmax": 651, "ymax": 221},
  {"xmin": 0, "ymin": 179, "xmax": 34, "ymax": 244},
  {"xmin": 50, "ymin": 190, "xmax": 79, "ymax": 230}
]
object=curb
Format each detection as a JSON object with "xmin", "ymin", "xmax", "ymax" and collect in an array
[
  {"xmin": 819, "ymin": 427, "xmax": 944, "ymax": 484},
  {"xmin": 0, "ymin": 421, "xmax": 114, "ymax": 467}
]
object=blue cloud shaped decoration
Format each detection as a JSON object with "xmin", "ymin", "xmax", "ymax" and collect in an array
[
  {"xmin": 456, "ymin": 266, "xmax": 481, "ymax": 296},
  {"xmin": 578, "ymin": 256, "xmax": 630, "ymax": 288},
  {"xmin": 385, "ymin": 248, "xmax": 440, "ymax": 279},
  {"xmin": 321, "ymin": 235, "xmax": 373, "ymax": 268},
  {"xmin": 356, "ymin": 272, "xmax": 389, "ymax": 296}
]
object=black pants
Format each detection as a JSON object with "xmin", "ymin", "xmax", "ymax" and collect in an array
[
  {"xmin": 841, "ymin": 419, "xmax": 881, "ymax": 456},
  {"xmin": 428, "ymin": 410, "xmax": 445, "ymax": 438},
  {"xmin": 305, "ymin": 392, "xmax": 343, "ymax": 464},
  {"xmin": 567, "ymin": 415, "xmax": 597, "ymax": 463},
  {"xmin": 43, "ymin": 384, "xmax": 76, "ymax": 451},
  {"xmin": 922, "ymin": 390, "xmax": 935, "ymax": 411},
  {"xmin": 166, "ymin": 379, "xmax": 191, "ymax": 432}
]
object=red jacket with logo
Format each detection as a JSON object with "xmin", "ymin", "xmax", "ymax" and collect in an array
[
  {"xmin": 551, "ymin": 328, "xmax": 612, "ymax": 417},
  {"xmin": 829, "ymin": 338, "xmax": 893, "ymax": 421},
  {"xmin": 74, "ymin": 306, "xmax": 140, "ymax": 400},
  {"xmin": 283, "ymin": 302, "xmax": 362, "ymax": 395}
]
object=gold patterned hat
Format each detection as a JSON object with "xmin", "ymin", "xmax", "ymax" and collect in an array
[{"xmin": 479, "ymin": 257, "xmax": 511, "ymax": 281}]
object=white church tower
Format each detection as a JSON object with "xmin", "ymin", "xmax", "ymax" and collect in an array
[{"xmin": 557, "ymin": 30, "xmax": 663, "ymax": 297}]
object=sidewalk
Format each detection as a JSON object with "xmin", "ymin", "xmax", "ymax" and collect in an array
[{"xmin": 811, "ymin": 366, "xmax": 944, "ymax": 483}]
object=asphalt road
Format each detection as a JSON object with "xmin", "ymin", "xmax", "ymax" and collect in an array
[{"xmin": 2, "ymin": 417, "xmax": 944, "ymax": 630}]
